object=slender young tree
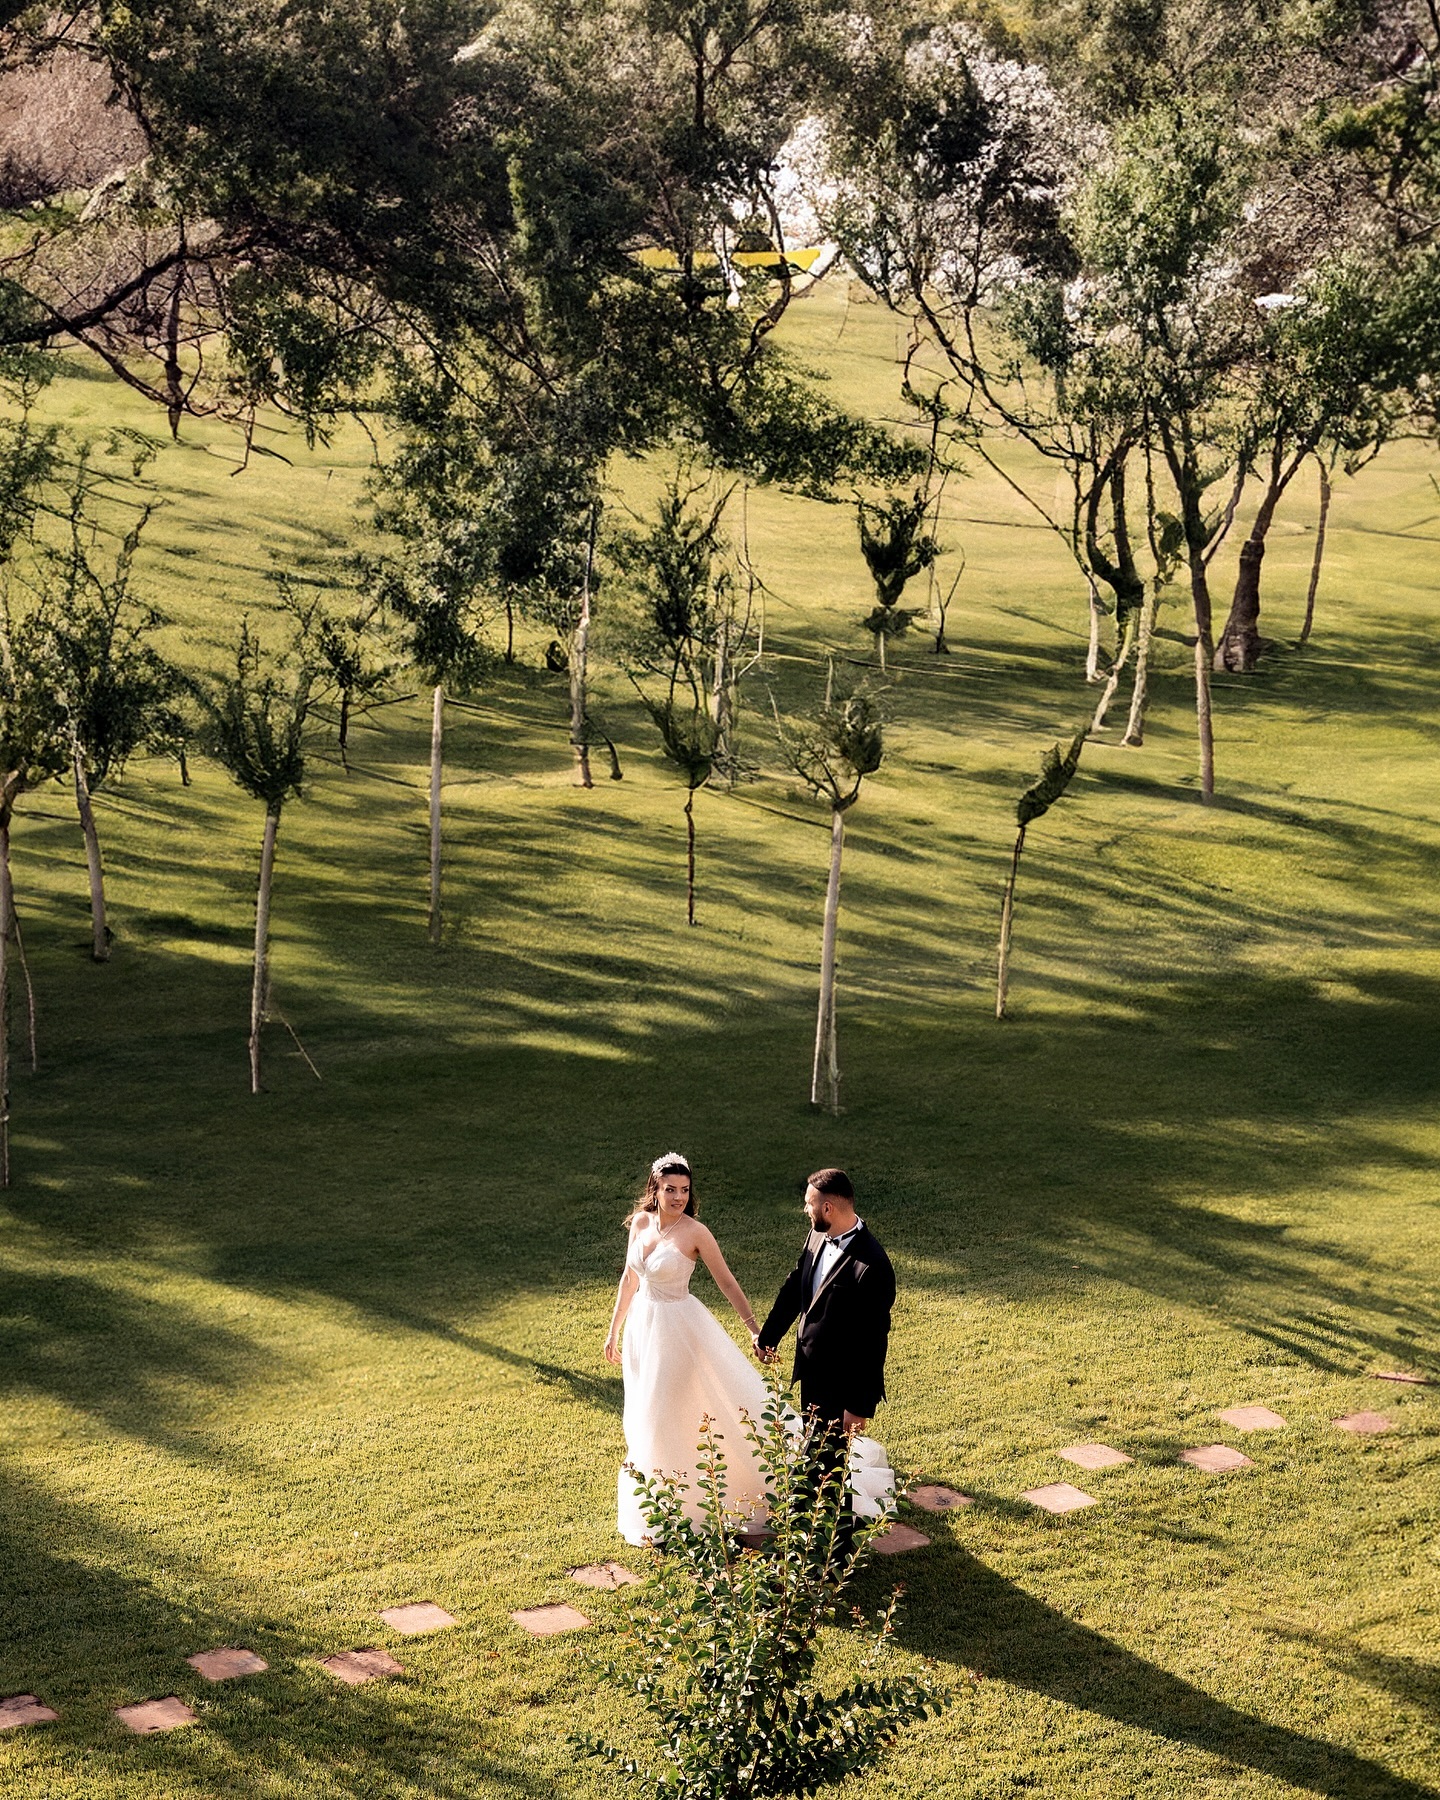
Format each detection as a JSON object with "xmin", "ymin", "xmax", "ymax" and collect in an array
[
  {"xmin": 203, "ymin": 618, "xmax": 315, "ymax": 1093},
  {"xmin": 996, "ymin": 727, "xmax": 1086, "ymax": 1020},
  {"xmin": 775, "ymin": 670, "xmax": 883, "ymax": 1113},
  {"xmin": 614, "ymin": 484, "xmax": 751, "ymax": 922},
  {"xmin": 854, "ymin": 490, "xmax": 941, "ymax": 673},
  {"xmin": 274, "ymin": 571, "xmax": 393, "ymax": 769},
  {"xmin": 0, "ymin": 595, "xmax": 70, "ymax": 1182},
  {"xmin": 39, "ymin": 487, "xmax": 184, "ymax": 961},
  {"xmin": 1299, "ymin": 456, "xmax": 1332, "ymax": 646}
]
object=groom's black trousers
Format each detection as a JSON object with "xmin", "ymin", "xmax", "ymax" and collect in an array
[{"xmin": 801, "ymin": 1392, "xmax": 855, "ymax": 1552}]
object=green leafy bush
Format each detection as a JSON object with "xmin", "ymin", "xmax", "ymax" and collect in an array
[{"xmin": 577, "ymin": 1378, "xmax": 947, "ymax": 1798}]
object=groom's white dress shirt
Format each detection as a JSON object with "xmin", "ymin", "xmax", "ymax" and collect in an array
[{"xmin": 811, "ymin": 1220, "xmax": 864, "ymax": 1301}]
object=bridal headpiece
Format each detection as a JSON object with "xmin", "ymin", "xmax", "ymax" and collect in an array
[{"xmin": 651, "ymin": 1151, "xmax": 690, "ymax": 1177}]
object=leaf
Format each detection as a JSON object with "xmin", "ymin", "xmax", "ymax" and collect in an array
[{"xmin": 1016, "ymin": 726, "xmax": 1087, "ymax": 828}]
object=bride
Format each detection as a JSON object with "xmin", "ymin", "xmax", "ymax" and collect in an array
[
  {"xmin": 604, "ymin": 1153, "xmax": 896, "ymax": 1546},
  {"xmin": 605, "ymin": 1153, "xmax": 771, "ymax": 1544}
]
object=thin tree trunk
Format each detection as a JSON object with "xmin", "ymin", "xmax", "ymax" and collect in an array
[
  {"xmin": 73, "ymin": 743, "xmax": 108, "ymax": 962},
  {"xmin": 428, "ymin": 682, "xmax": 443, "ymax": 946},
  {"xmin": 810, "ymin": 807, "xmax": 844, "ymax": 1112},
  {"xmin": 1090, "ymin": 614, "xmax": 1137, "ymax": 734},
  {"xmin": 685, "ymin": 788, "xmax": 697, "ymax": 927},
  {"xmin": 1193, "ymin": 608, "xmax": 1215, "ymax": 803},
  {"xmin": 338, "ymin": 689, "xmax": 351, "ymax": 770},
  {"xmin": 250, "ymin": 803, "xmax": 280, "ymax": 1095},
  {"xmin": 0, "ymin": 819, "xmax": 10, "ymax": 1186},
  {"xmin": 877, "ymin": 628, "xmax": 886, "ymax": 674},
  {"xmin": 996, "ymin": 824, "xmax": 1025, "ymax": 1020},
  {"xmin": 571, "ymin": 509, "xmax": 597, "ymax": 788},
  {"xmin": 1300, "ymin": 460, "xmax": 1331, "ymax": 645},
  {"xmin": 178, "ymin": 747, "xmax": 190, "ymax": 787},
  {"xmin": 1122, "ymin": 587, "xmax": 1158, "ymax": 747},
  {"xmin": 1084, "ymin": 580, "xmax": 1103, "ymax": 683},
  {"xmin": 1159, "ymin": 423, "xmax": 1217, "ymax": 801},
  {"xmin": 1215, "ymin": 479, "xmax": 1282, "ymax": 673},
  {"xmin": 504, "ymin": 595, "xmax": 515, "ymax": 665}
]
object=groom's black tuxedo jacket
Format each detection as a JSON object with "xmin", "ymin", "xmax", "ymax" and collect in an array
[{"xmin": 758, "ymin": 1223, "xmax": 895, "ymax": 1419}]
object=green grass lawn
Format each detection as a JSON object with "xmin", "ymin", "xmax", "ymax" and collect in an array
[{"xmin": 0, "ymin": 280, "xmax": 1437, "ymax": 1799}]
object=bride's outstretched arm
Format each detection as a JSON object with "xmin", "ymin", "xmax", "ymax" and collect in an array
[
  {"xmin": 695, "ymin": 1228, "xmax": 761, "ymax": 1340},
  {"xmin": 604, "ymin": 1265, "xmax": 638, "ymax": 1366}
]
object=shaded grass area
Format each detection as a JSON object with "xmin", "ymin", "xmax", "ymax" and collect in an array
[{"xmin": 0, "ymin": 283, "xmax": 1437, "ymax": 1797}]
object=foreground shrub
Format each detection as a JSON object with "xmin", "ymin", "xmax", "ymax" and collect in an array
[{"xmin": 577, "ymin": 1378, "xmax": 947, "ymax": 1798}]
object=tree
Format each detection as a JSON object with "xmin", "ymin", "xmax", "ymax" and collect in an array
[
  {"xmin": 996, "ymin": 727, "xmax": 1086, "ymax": 1020},
  {"xmin": 613, "ymin": 483, "xmax": 755, "ymax": 923},
  {"xmin": 0, "ymin": 593, "xmax": 70, "ymax": 1183},
  {"xmin": 799, "ymin": 20, "xmax": 1148, "ymax": 677},
  {"xmin": 578, "ymin": 1378, "xmax": 946, "ymax": 1799},
  {"xmin": 275, "ymin": 570, "xmax": 393, "ymax": 769},
  {"xmin": 38, "ymin": 477, "xmax": 184, "ymax": 961},
  {"xmin": 202, "ymin": 617, "xmax": 315, "ymax": 1093},
  {"xmin": 775, "ymin": 670, "xmax": 883, "ymax": 1113},
  {"xmin": 371, "ymin": 402, "xmax": 502, "ymax": 945},
  {"xmin": 854, "ymin": 489, "xmax": 941, "ymax": 672},
  {"xmin": 1214, "ymin": 250, "xmax": 1440, "ymax": 669}
]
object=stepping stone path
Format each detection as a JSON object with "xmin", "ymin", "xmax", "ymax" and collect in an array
[
  {"xmin": 1058, "ymin": 1443, "xmax": 1133, "ymax": 1471},
  {"xmin": 1372, "ymin": 1370, "xmax": 1433, "ymax": 1385},
  {"xmin": 187, "ymin": 1647, "xmax": 268, "ymax": 1681},
  {"xmin": 320, "ymin": 1648, "xmax": 404, "ymax": 1685},
  {"xmin": 570, "ymin": 1562, "xmax": 639, "ymax": 1589},
  {"xmin": 872, "ymin": 1522, "xmax": 931, "ymax": 1553},
  {"xmin": 115, "ymin": 1697, "xmax": 197, "ymax": 1734},
  {"xmin": 1218, "ymin": 1406, "xmax": 1286, "ymax": 1431},
  {"xmin": 1335, "ymin": 1411, "xmax": 1393, "ymax": 1434},
  {"xmin": 908, "ymin": 1484, "xmax": 973, "ymax": 1513},
  {"xmin": 1022, "ymin": 1481, "xmax": 1097, "ymax": 1514},
  {"xmin": 380, "ymin": 1603, "xmax": 456, "ymax": 1636},
  {"xmin": 1180, "ymin": 1444, "xmax": 1254, "ymax": 1473},
  {"xmin": 0, "ymin": 1695, "xmax": 58, "ymax": 1731},
  {"xmin": 511, "ymin": 1604, "xmax": 590, "ymax": 1636}
]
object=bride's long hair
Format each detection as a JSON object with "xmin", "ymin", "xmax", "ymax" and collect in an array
[{"xmin": 626, "ymin": 1156, "xmax": 699, "ymax": 1225}]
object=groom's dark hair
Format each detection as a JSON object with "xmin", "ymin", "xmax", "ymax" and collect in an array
[{"xmin": 807, "ymin": 1167, "xmax": 855, "ymax": 1200}]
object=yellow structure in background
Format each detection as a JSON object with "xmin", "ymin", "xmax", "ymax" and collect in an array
[{"xmin": 634, "ymin": 245, "xmax": 829, "ymax": 272}]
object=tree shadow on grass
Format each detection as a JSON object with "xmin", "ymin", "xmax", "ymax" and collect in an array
[
  {"xmin": 879, "ymin": 1542, "xmax": 1440, "ymax": 1800},
  {"xmin": 0, "ymin": 1465, "xmax": 560, "ymax": 1800}
]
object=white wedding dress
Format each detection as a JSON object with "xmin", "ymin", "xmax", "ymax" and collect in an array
[{"xmin": 616, "ymin": 1228, "xmax": 896, "ymax": 1545}]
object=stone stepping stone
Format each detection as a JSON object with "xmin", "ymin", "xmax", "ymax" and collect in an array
[
  {"xmin": 510, "ymin": 1604, "xmax": 590, "ymax": 1636},
  {"xmin": 1218, "ymin": 1406, "xmax": 1286, "ymax": 1431},
  {"xmin": 320, "ymin": 1648, "xmax": 404, "ymax": 1685},
  {"xmin": 570, "ymin": 1562, "xmax": 640, "ymax": 1589},
  {"xmin": 1372, "ymin": 1370, "xmax": 1433, "ymax": 1385},
  {"xmin": 187, "ymin": 1647, "xmax": 267, "ymax": 1681},
  {"xmin": 907, "ymin": 1483, "xmax": 973, "ymax": 1513},
  {"xmin": 0, "ymin": 1695, "xmax": 58, "ymax": 1731},
  {"xmin": 1022, "ymin": 1482, "xmax": 1097, "ymax": 1515},
  {"xmin": 1180, "ymin": 1444, "xmax": 1254, "ymax": 1473},
  {"xmin": 115, "ymin": 1697, "xmax": 197, "ymax": 1734},
  {"xmin": 872, "ymin": 1522, "xmax": 932, "ymax": 1553},
  {"xmin": 1058, "ymin": 1443, "xmax": 1132, "ymax": 1471},
  {"xmin": 380, "ymin": 1602, "xmax": 456, "ymax": 1636},
  {"xmin": 1334, "ymin": 1411, "xmax": 1393, "ymax": 1434}
]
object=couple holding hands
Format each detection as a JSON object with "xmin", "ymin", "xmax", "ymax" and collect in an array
[{"xmin": 604, "ymin": 1154, "xmax": 896, "ymax": 1546}]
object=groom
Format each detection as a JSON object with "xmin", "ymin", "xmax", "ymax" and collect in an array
[{"xmin": 754, "ymin": 1167, "xmax": 895, "ymax": 1441}]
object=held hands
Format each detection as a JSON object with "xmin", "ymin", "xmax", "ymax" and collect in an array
[{"xmin": 751, "ymin": 1334, "xmax": 777, "ymax": 1365}]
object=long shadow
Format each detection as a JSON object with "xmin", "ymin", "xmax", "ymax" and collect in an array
[
  {"xmin": 0, "ymin": 1463, "xmax": 565, "ymax": 1800},
  {"xmin": 883, "ymin": 1542, "xmax": 1440, "ymax": 1800}
]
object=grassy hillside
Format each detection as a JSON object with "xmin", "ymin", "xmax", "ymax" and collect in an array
[{"xmin": 0, "ymin": 279, "xmax": 1436, "ymax": 1800}]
